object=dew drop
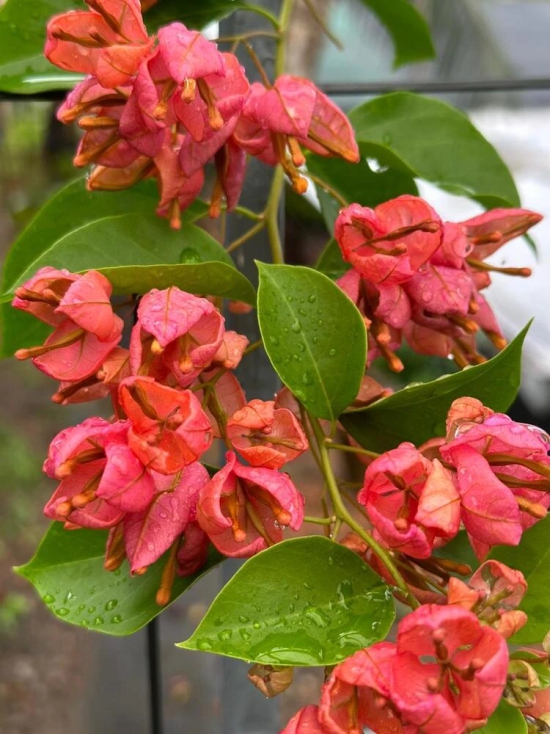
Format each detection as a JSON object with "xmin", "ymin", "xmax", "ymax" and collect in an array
[
  {"xmin": 308, "ymin": 294, "xmax": 316, "ymax": 303},
  {"xmin": 88, "ymin": 606, "xmax": 96, "ymax": 614},
  {"xmin": 111, "ymin": 615, "xmax": 123, "ymax": 624},
  {"xmin": 298, "ymin": 308, "xmax": 307, "ymax": 317},
  {"xmin": 113, "ymin": 569, "xmax": 121, "ymax": 577},
  {"xmin": 269, "ymin": 335, "xmax": 280, "ymax": 347},
  {"xmin": 218, "ymin": 629, "xmax": 233, "ymax": 641},
  {"xmin": 64, "ymin": 590, "xmax": 75, "ymax": 603},
  {"xmin": 291, "ymin": 321, "xmax": 302, "ymax": 334},
  {"xmin": 317, "ymin": 320, "xmax": 324, "ymax": 327},
  {"xmin": 329, "ymin": 349, "xmax": 336, "ymax": 357},
  {"xmin": 302, "ymin": 373, "xmax": 313, "ymax": 386},
  {"xmin": 239, "ymin": 629, "xmax": 251, "ymax": 641},
  {"xmin": 94, "ymin": 617, "xmax": 105, "ymax": 626},
  {"xmin": 105, "ymin": 599, "xmax": 118, "ymax": 612},
  {"xmin": 77, "ymin": 604, "xmax": 86, "ymax": 614},
  {"xmin": 238, "ymin": 615, "xmax": 250, "ymax": 624},
  {"xmin": 80, "ymin": 619, "xmax": 90, "ymax": 628},
  {"xmin": 42, "ymin": 594, "xmax": 55, "ymax": 604},
  {"xmin": 286, "ymin": 295, "xmax": 294, "ymax": 302},
  {"xmin": 253, "ymin": 621, "xmax": 261, "ymax": 630},
  {"xmin": 198, "ymin": 639, "xmax": 213, "ymax": 650},
  {"xmin": 56, "ymin": 608, "xmax": 69, "ymax": 617}
]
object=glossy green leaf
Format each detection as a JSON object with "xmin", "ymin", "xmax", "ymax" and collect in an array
[
  {"xmin": 6, "ymin": 211, "xmax": 253, "ymax": 301},
  {"xmin": 341, "ymin": 323, "xmax": 529, "ymax": 453},
  {"xmin": 0, "ymin": 180, "xmax": 208, "ymax": 357},
  {"xmin": 489, "ymin": 514, "xmax": 550, "ymax": 645},
  {"xmin": 349, "ymin": 93, "xmax": 520, "ymax": 208},
  {"xmin": 0, "ymin": 0, "xmax": 83, "ymax": 94},
  {"xmin": 307, "ymin": 154, "xmax": 418, "ymax": 233},
  {"xmin": 145, "ymin": 0, "xmax": 247, "ymax": 30},
  {"xmin": 0, "ymin": 0, "xmax": 245, "ymax": 94},
  {"xmin": 16, "ymin": 523, "xmax": 222, "ymax": 636},
  {"xmin": 477, "ymin": 700, "xmax": 528, "ymax": 734},
  {"xmin": 358, "ymin": 0, "xmax": 435, "ymax": 68},
  {"xmin": 257, "ymin": 263, "xmax": 367, "ymax": 421},
  {"xmin": 178, "ymin": 536, "xmax": 395, "ymax": 666}
]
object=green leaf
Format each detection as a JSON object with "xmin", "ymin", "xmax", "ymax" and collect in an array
[
  {"xmin": 5, "ymin": 211, "xmax": 253, "ymax": 301},
  {"xmin": 16, "ymin": 523, "xmax": 222, "ymax": 636},
  {"xmin": 1, "ymin": 190, "xmax": 253, "ymax": 356},
  {"xmin": 489, "ymin": 514, "xmax": 550, "ymax": 645},
  {"xmin": 145, "ymin": 0, "xmax": 247, "ymax": 31},
  {"xmin": 0, "ymin": 0, "xmax": 245, "ymax": 94},
  {"xmin": 349, "ymin": 93, "xmax": 520, "ymax": 208},
  {"xmin": 315, "ymin": 239, "xmax": 350, "ymax": 281},
  {"xmin": 257, "ymin": 263, "xmax": 367, "ymax": 421},
  {"xmin": 178, "ymin": 536, "xmax": 395, "ymax": 666},
  {"xmin": 0, "ymin": 0, "xmax": 84, "ymax": 94},
  {"xmin": 477, "ymin": 699, "xmax": 528, "ymax": 734},
  {"xmin": 2, "ymin": 178, "xmax": 206, "ymax": 291},
  {"xmin": 358, "ymin": 0, "xmax": 435, "ymax": 68},
  {"xmin": 306, "ymin": 154, "xmax": 418, "ymax": 233},
  {"xmin": 0, "ymin": 180, "xmax": 208, "ymax": 358},
  {"xmin": 341, "ymin": 323, "xmax": 529, "ymax": 453}
]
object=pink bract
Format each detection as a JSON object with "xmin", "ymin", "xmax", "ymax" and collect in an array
[
  {"xmin": 196, "ymin": 451, "xmax": 304, "ymax": 558},
  {"xmin": 335, "ymin": 197, "xmax": 443, "ymax": 285},
  {"xmin": 123, "ymin": 462, "xmax": 209, "ymax": 573},
  {"xmin": 358, "ymin": 443, "xmax": 460, "ymax": 559},
  {"xmin": 227, "ymin": 399, "xmax": 308, "ymax": 469},
  {"xmin": 45, "ymin": 0, "xmax": 153, "ymax": 89},
  {"xmin": 119, "ymin": 376, "xmax": 213, "ymax": 474}
]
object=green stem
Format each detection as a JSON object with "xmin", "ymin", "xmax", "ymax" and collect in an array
[
  {"xmin": 233, "ymin": 205, "xmax": 264, "ymax": 221},
  {"xmin": 245, "ymin": 4, "xmax": 280, "ymax": 29},
  {"xmin": 307, "ymin": 171, "xmax": 348, "ymax": 207},
  {"xmin": 265, "ymin": 165, "xmax": 285, "ymax": 264},
  {"xmin": 309, "ymin": 414, "xmax": 419, "ymax": 608},
  {"xmin": 302, "ymin": 0, "xmax": 343, "ymax": 49},
  {"xmin": 226, "ymin": 220, "xmax": 266, "ymax": 254},
  {"xmin": 276, "ymin": 0, "xmax": 295, "ymax": 76},
  {"xmin": 304, "ymin": 515, "xmax": 334, "ymax": 526},
  {"xmin": 325, "ymin": 441, "xmax": 380, "ymax": 459}
]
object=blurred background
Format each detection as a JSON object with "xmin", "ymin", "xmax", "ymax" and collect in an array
[{"xmin": 0, "ymin": 0, "xmax": 548, "ymax": 732}]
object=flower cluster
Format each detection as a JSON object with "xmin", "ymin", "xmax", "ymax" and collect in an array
[
  {"xmin": 335, "ymin": 196, "xmax": 541, "ymax": 370},
  {"xmin": 283, "ymin": 604, "xmax": 509, "ymax": 734},
  {"xmin": 45, "ymin": 0, "xmax": 358, "ymax": 228},
  {"xmin": 13, "ymin": 269, "xmax": 309, "ymax": 603},
  {"xmin": 355, "ymin": 397, "xmax": 549, "ymax": 563}
]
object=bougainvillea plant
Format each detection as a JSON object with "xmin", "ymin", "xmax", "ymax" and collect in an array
[{"xmin": 1, "ymin": 1, "xmax": 549, "ymax": 732}]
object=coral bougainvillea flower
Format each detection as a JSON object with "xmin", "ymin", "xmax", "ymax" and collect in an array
[
  {"xmin": 123, "ymin": 462, "xmax": 209, "ymax": 573},
  {"xmin": 235, "ymin": 75, "xmax": 359, "ymax": 192},
  {"xmin": 448, "ymin": 560, "xmax": 528, "ymax": 639},
  {"xmin": 358, "ymin": 443, "xmax": 460, "ymax": 558},
  {"xmin": 440, "ymin": 410, "xmax": 550, "ymax": 558},
  {"xmin": 335, "ymin": 197, "xmax": 443, "ymax": 285},
  {"xmin": 130, "ymin": 287, "xmax": 225, "ymax": 386},
  {"xmin": 119, "ymin": 376, "xmax": 213, "ymax": 474},
  {"xmin": 196, "ymin": 451, "xmax": 304, "ymax": 558},
  {"xmin": 227, "ymin": 399, "xmax": 308, "ymax": 469},
  {"xmin": 280, "ymin": 705, "xmax": 325, "ymax": 733},
  {"xmin": 13, "ymin": 269, "xmax": 123, "ymax": 382},
  {"xmin": 45, "ymin": 0, "xmax": 154, "ymax": 89},
  {"xmin": 44, "ymin": 417, "xmax": 155, "ymax": 525},
  {"xmin": 459, "ymin": 208, "xmax": 543, "ymax": 260},
  {"xmin": 301, "ymin": 605, "xmax": 509, "ymax": 734}
]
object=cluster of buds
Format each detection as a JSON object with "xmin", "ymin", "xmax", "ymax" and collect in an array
[
  {"xmin": 335, "ymin": 196, "xmax": 542, "ymax": 370},
  {"xmin": 13, "ymin": 268, "xmax": 310, "ymax": 603},
  {"xmin": 354, "ymin": 397, "xmax": 549, "ymax": 565},
  {"xmin": 283, "ymin": 604, "xmax": 510, "ymax": 734},
  {"xmin": 45, "ymin": 0, "xmax": 359, "ymax": 228}
]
